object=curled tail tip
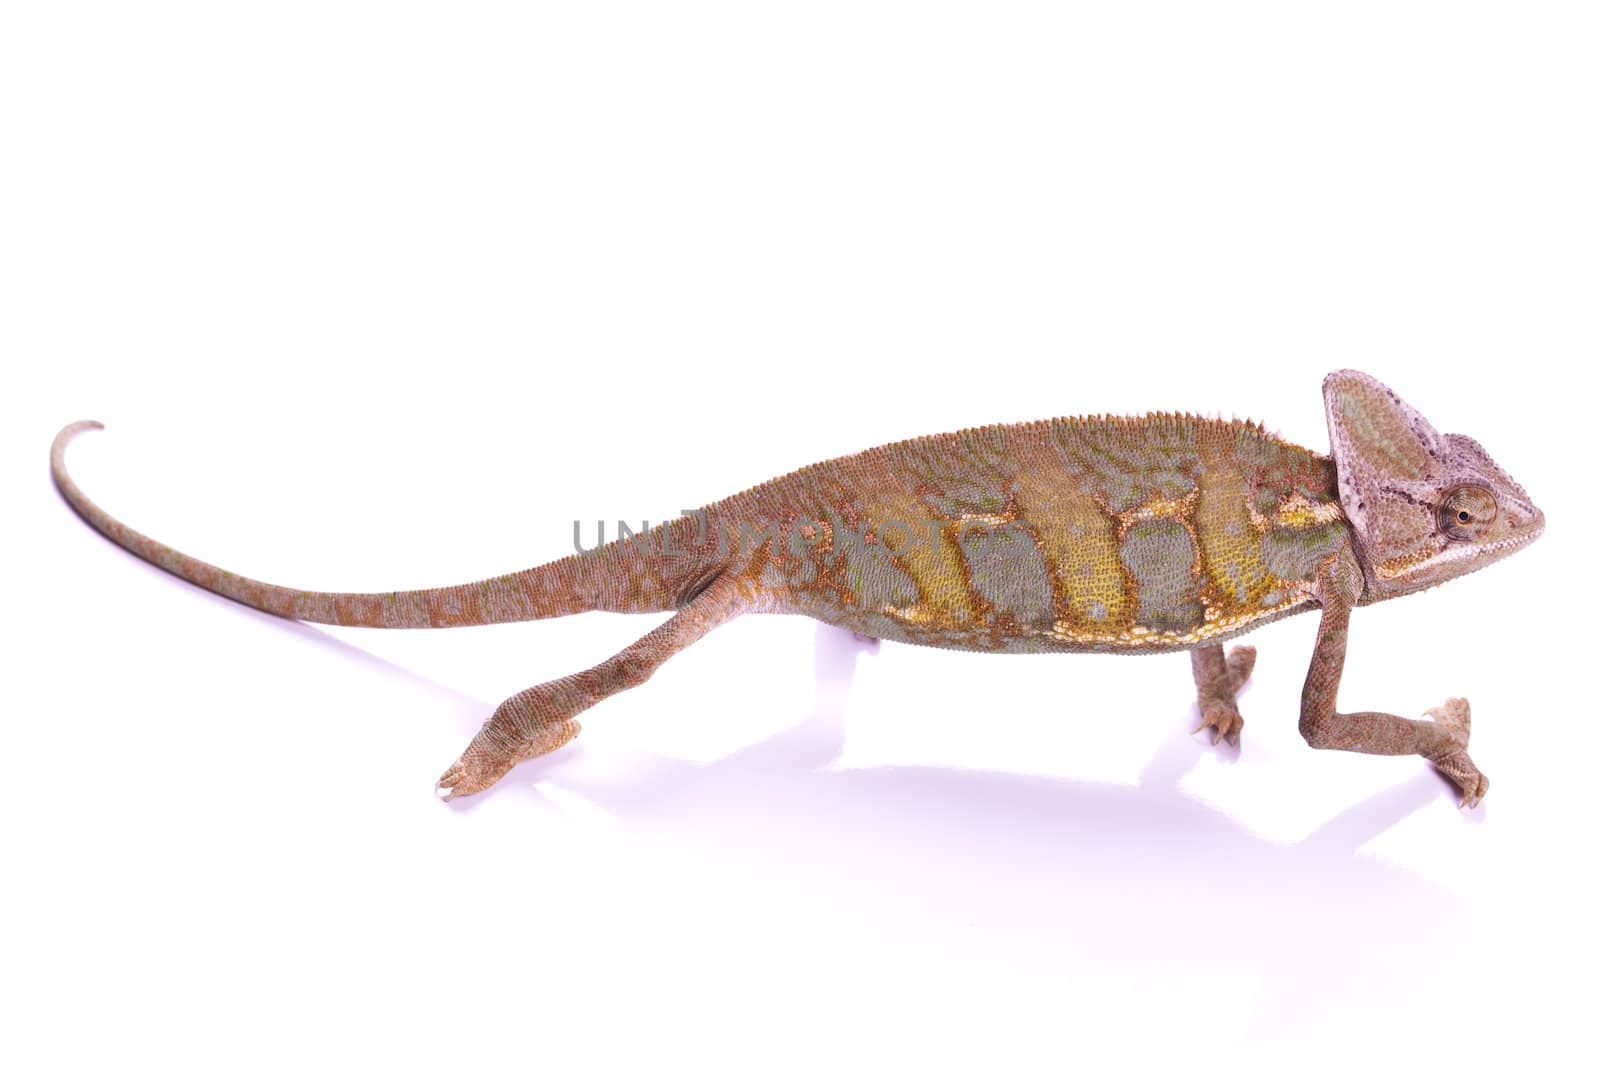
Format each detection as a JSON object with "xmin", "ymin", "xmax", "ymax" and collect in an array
[
  {"xmin": 50, "ymin": 420, "xmax": 105, "ymax": 480},
  {"xmin": 54, "ymin": 420, "xmax": 105, "ymax": 447}
]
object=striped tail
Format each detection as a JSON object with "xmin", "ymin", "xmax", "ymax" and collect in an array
[{"xmin": 51, "ymin": 421, "xmax": 705, "ymax": 628}]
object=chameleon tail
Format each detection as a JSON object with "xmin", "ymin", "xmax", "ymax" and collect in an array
[{"xmin": 50, "ymin": 421, "xmax": 704, "ymax": 628}]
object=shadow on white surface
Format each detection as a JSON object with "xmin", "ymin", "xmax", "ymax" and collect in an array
[
  {"xmin": 203, "ymin": 587, "xmax": 1472, "ymax": 1047},
  {"xmin": 465, "ymin": 623, "xmax": 1472, "ymax": 1044}
]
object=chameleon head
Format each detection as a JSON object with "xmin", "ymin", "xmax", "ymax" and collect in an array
[{"xmin": 1323, "ymin": 369, "xmax": 1544, "ymax": 600}]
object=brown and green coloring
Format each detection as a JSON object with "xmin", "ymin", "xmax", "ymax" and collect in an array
[{"xmin": 51, "ymin": 371, "xmax": 1543, "ymax": 806}]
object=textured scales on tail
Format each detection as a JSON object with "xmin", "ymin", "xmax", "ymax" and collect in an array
[{"xmin": 51, "ymin": 370, "xmax": 1543, "ymax": 808}]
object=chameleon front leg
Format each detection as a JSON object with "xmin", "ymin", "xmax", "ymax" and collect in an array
[
  {"xmin": 1190, "ymin": 643, "xmax": 1256, "ymax": 745},
  {"xmin": 436, "ymin": 572, "xmax": 758, "ymax": 800},
  {"xmin": 1298, "ymin": 545, "xmax": 1488, "ymax": 806}
]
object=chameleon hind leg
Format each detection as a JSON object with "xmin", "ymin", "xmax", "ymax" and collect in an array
[
  {"xmin": 436, "ymin": 573, "xmax": 757, "ymax": 800},
  {"xmin": 1190, "ymin": 643, "xmax": 1256, "ymax": 745},
  {"xmin": 1298, "ymin": 546, "xmax": 1488, "ymax": 807}
]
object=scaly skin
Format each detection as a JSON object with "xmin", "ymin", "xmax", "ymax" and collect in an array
[
  {"xmin": 704, "ymin": 413, "xmax": 1347, "ymax": 652},
  {"xmin": 50, "ymin": 371, "xmax": 1543, "ymax": 806}
]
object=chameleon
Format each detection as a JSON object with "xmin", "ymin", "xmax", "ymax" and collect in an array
[{"xmin": 51, "ymin": 370, "xmax": 1542, "ymax": 806}]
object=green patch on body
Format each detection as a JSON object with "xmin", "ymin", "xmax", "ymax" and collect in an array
[
  {"xmin": 960, "ymin": 524, "xmax": 1053, "ymax": 627},
  {"xmin": 1119, "ymin": 519, "xmax": 1203, "ymax": 632},
  {"xmin": 839, "ymin": 537, "xmax": 920, "ymax": 610},
  {"xmin": 1261, "ymin": 523, "xmax": 1347, "ymax": 582}
]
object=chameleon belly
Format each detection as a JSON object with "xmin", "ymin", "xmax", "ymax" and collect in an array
[{"xmin": 724, "ymin": 414, "xmax": 1350, "ymax": 653}]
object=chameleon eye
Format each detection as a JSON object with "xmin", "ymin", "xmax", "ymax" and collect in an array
[{"xmin": 1438, "ymin": 485, "xmax": 1497, "ymax": 541}]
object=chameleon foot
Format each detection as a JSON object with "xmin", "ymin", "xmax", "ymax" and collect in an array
[
  {"xmin": 435, "ymin": 720, "xmax": 581, "ymax": 802},
  {"xmin": 1189, "ymin": 644, "xmax": 1255, "ymax": 746},
  {"xmin": 1423, "ymin": 698, "xmax": 1488, "ymax": 807}
]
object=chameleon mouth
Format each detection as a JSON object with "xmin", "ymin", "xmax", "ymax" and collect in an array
[
  {"xmin": 1495, "ymin": 505, "xmax": 1546, "ymax": 554},
  {"xmin": 1373, "ymin": 518, "xmax": 1544, "ymax": 592},
  {"xmin": 1490, "ymin": 528, "xmax": 1543, "ymax": 557},
  {"xmin": 1440, "ymin": 519, "xmax": 1544, "ymax": 572}
]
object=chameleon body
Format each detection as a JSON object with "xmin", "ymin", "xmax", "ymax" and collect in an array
[{"xmin": 51, "ymin": 371, "xmax": 1543, "ymax": 805}]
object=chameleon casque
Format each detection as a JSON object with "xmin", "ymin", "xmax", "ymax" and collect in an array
[{"xmin": 51, "ymin": 371, "xmax": 1542, "ymax": 806}]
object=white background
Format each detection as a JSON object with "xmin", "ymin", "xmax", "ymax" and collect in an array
[{"xmin": 4, "ymin": 2, "xmax": 1596, "ymax": 1063}]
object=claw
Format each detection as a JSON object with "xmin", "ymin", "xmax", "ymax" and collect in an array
[
  {"xmin": 1192, "ymin": 703, "xmax": 1242, "ymax": 746},
  {"xmin": 432, "ymin": 747, "xmax": 513, "ymax": 803},
  {"xmin": 434, "ymin": 720, "xmax": 582, "ymax": 802},
  {"xmin": 1432, "ymin": 744, "xmax": 1488, "ymax": 809},
  {"xmin": 435, "ymin": 765, "xmax": 462, "ymax": 800},
  {"xmin": 434, "ymin": 760, "xmax": 468, "ymax": 802}
]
